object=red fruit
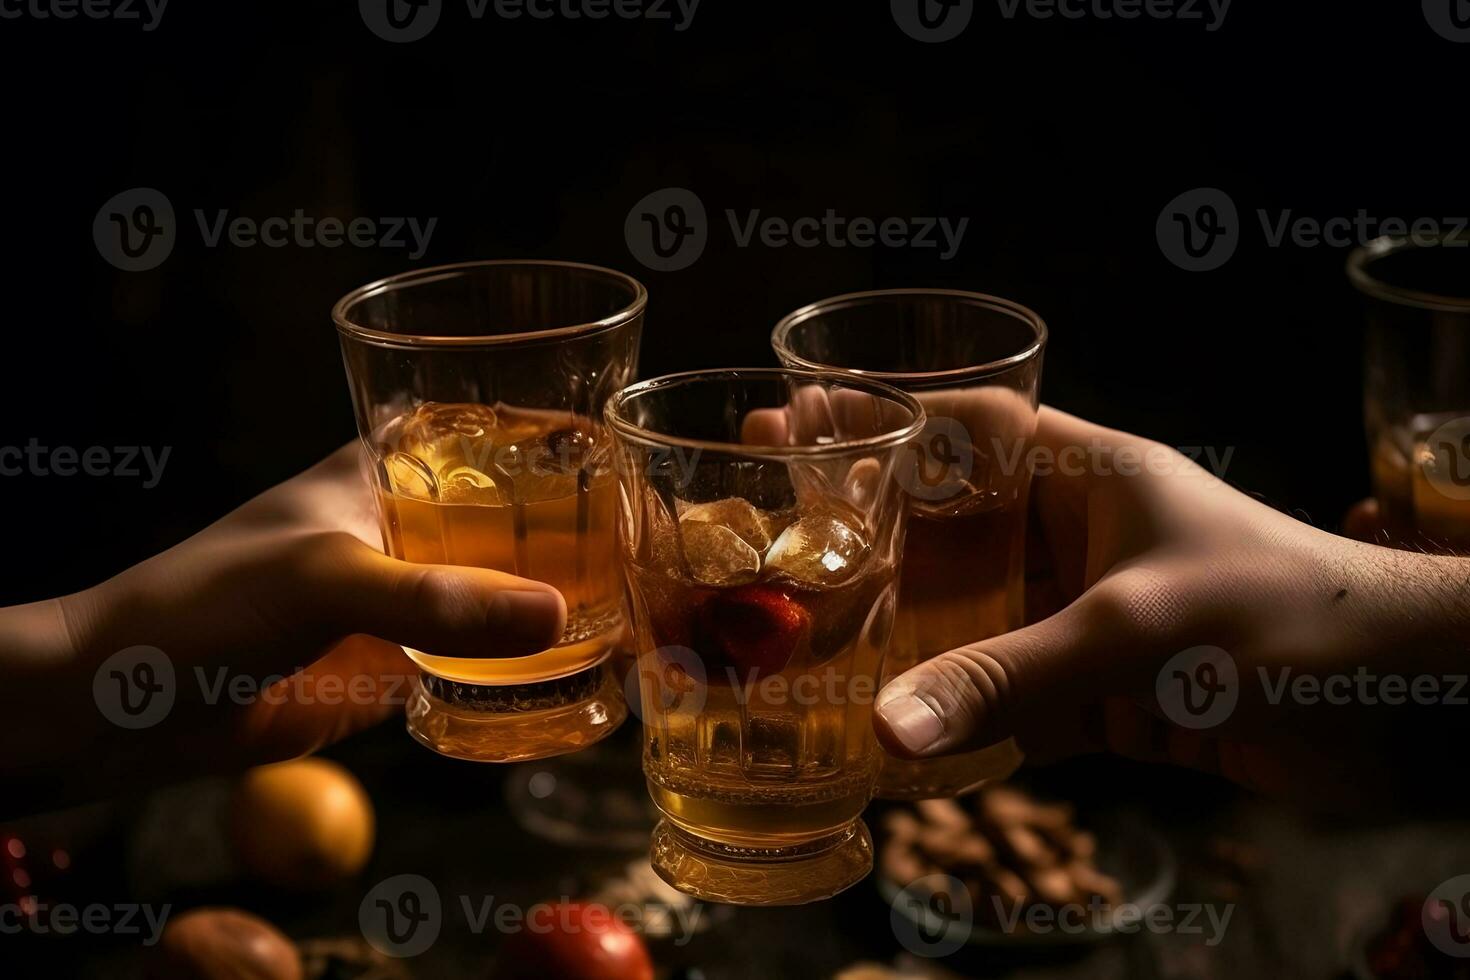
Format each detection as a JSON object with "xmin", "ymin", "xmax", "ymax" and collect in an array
[
  {"xmin": 697, "ymin": 585, "xmax": 811, "ymax": 683},
  {"xmin": 493, "ymin": 903, "xmax": 654, "ymax": 980}
]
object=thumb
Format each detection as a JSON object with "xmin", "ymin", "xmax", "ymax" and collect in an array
[
  {"xmin": 873, "ymin": 578, "xmax": 1181, "ymax": 759},
  {"xmin": 279, "ymin": 532, "xmax": 568, "ymax": 662}
]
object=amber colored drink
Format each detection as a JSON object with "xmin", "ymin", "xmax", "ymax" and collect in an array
[
  {"xmin": 769, "ymin": 288, "xmax": 1048, "ymax": 799},
  {"xmin": 1371, "ymin": 412, "xmax": 1470, "ymax": 551},
  {"xmin": 374, "ymin": 402, "xmax": 625, "ymax": 759},
  {"xmin": 627, "ymin": 499, "xmax": 898, "ymax": 903},
  {"xmin": 878, "ymin": 488, "xmax": 1028, "ymax": 798}
]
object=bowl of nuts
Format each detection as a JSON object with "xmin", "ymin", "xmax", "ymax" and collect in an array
[{"xmin": 876, "ymin": 784, "xmax": 1176, "ymax": 947}]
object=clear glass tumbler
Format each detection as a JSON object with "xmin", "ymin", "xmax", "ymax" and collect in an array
[
  {"xmin": 1350, "ymin": 232, "xmax": 1470, "ymax": 550},
  {"xmin": 772, "ymin": 289, "xmax": 1047, "ymax": 800},
  {"xmin": 607, "ymin": 369, "xmax": 924, "ymax": 905},
  {"xmin": 333, "ymin": 260, "xmax": 645, "ymax": 762}
]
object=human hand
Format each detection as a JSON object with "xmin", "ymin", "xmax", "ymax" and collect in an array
[
  {"xmin": 874, "ymin": 407, "xmax": 1470, "ymax": 809},
  {"xmin": 0, "ymin": 443, "xmax": 565, "ymax": 815}
]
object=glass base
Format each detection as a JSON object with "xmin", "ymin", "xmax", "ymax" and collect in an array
[
  {"xmin": 876, "ymin": 738, "xmax": 1024, "ymax": 800},
  {"xmin": 649, "ymin": 818, "xmax": 872, "ymax": 906},
  {"xmin": 405, "ymin": 663, "xmax": 625, "ymax": 763}
]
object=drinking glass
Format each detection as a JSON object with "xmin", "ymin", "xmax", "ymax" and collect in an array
[
  {"xmin": 333, "ymin": 260, "xmax": 645, "ymax": 762},
  {"xmin": 1350, "ymin": 232, "xmax": 1470, "ymax": 550},
  {"xmin": 607, "ymin": 369, "xmax": 924, "ymax": 905},
  {"xmin": 772, "ymin": 289, "xmax": 1047, "ymax": 800}
]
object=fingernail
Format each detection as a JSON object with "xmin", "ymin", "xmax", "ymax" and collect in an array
[
  {"xmin": 878, "ymin": 693, "xmax": 944, "ymax": 754},
  {"xmin": 490, "ymin": 590, "xmax": 567, "ymax": 649}
]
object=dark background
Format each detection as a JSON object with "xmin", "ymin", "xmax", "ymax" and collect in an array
[
  {"xmin": 3, "ymin": 4, "xmax": 1468, "ymax": 977},
  {"xmin": 1, "ymin": 0, "xmax": 1456, "ymax": 601}
]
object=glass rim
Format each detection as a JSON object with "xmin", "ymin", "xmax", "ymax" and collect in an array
[
  {"xmin": 605, "ymin": 367, "xmax": 928, "ymax": 460},
  {"xmin": 770, "ymin": 288, "xmax": 1049, "ymax": 383},
  {"xmin": 1347, "ymin": 233, "xmax": 1470, "ymax": 313},
  {"xmin": 332, "ymin": 259, "xmax": 649, "ymax": 348}
]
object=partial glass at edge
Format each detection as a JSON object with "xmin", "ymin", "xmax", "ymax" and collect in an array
[
  {"xmin": 1350, "ymin": 233, "xmax": 1470, "ymax": 550},
  {"xmin": 772, "ymin": 289, "xmax": 1047, "ymax": 801},
  {"xmin": 607, "ymin": 369, "xmax": 925, "ymax": 905},
  {"xmin": 333, "ymin": 260, "xmax": 645, "ymax": 762}
]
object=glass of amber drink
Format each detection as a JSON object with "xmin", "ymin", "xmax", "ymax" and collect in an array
[
  {"xmin": 1350, "ymin": 232, "xmax": 1470, "ymax": 550},
  {"xmin": 773, "ymin": 290, "xmax": 1046, "ymax": 800},
  {"xmin": 607, "ymin": 369, "xmax": 924, "ymax": 905},
  {"xmin": 333, "ymin": 260, "xmax": 645, "ymax": 762}
]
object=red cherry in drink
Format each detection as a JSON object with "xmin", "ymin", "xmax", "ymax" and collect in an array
[
  {"xmin": 697, "ymin": 584, "xmax": 811, "ymax": 683},
  {"xmin": 493, "ymin": 902, "xmax": 654, "ymax": 980}
]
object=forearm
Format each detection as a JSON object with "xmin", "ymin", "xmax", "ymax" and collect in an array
[
  {"xmin": 1325, "ymin": 537, "xmax": 1470, "ymax": 675},
  {"xmin": 0, "ymin": 589, "xmax": 126, "ymax": 788}
]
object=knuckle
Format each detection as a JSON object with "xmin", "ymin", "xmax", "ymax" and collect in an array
[
  {"xmin": 281, "ymin": 530, "xmax": 363, "ymax": 573},
  {"xmin": 1086, "ymin": 567, "xmax": 1197, "ymax": 642},
  {"xmin": 922, "ymin": 650, "xmax": 1013, "ymax": 743},
  {"xmin": 268, "ymin": 531, "xmax": 373, "ymax": 631}
]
